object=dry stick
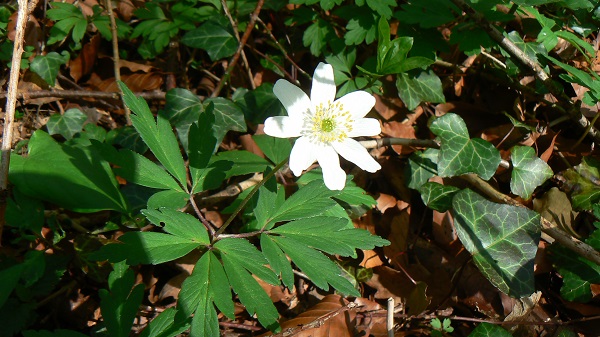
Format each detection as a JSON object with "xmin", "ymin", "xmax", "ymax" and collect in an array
[
  {"xmin": 0, "ymin": 90, "xmax": 182, "ymax": 100},
  {"xmin": 210, "ymin": 0, "xmax": 264, "ymax": 98},
  {"xmin": 267, "ymin": 302, "xmax": 358, "ymax": 337},
  {"xmin": 461, "ymin": 173, "xmax": 600, "ymax": 266},
  {"xmin": 220, "ymin": 0, "xmax": 255, "ymax": 90},
  {"xmin": 449, "ymin": 0, "xmax": 600, "ymax": 144},
  {"xmin": 387, "ymin": 298, "xmax": 395, "ymax": 337},
  {"xmin": 0, "ymin": 0, "xmax": 40, "ymax": 245},
  {"xmin": 104, "ymin": 0, "xmax": 131, "ymax": 125}
]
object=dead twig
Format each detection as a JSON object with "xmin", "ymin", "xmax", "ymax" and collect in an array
[
  {"xmin": 0, "ymin": 89, "xmax": 186, "ymax": 101},
  {"xmin": 267, "ymin": 302, "xmax": 358, "ymax": 337},
  {"xmin": 220, "ymin": 0, "xmax": 255, "ymax": 90}
]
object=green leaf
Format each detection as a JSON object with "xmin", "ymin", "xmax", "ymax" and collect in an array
[
  {"xmin": 106, "ymin": 126, "xmax": 149, "ymax": 154},
  {"xmin": 261, "ymin": 234, "xmax": 294, "ymax": 289},
  {"xmin": 181, "ymin": 21, "xmax": 237, "ymax": 61},
  {"xmin": 303, "ymin": 19, "xmax": 336, "ymax": 56},
  {"xmin": 209, "ymin": 150, "xmax": 270, "ymax": 179},
  {"xmin": 419, "ymin": 182, "xmax": 460, "ymax": 212},
  {"xmin": 364, "ymin": 0, "xmax": 395, "ymax": 18},
  {"xmin": 179, "ymin": 252, "xmax": 232, "ymax": 337},
  {"xmin": 510, "ymin": 146, "xmax": 553, "ymax": 200},
  {"xmin": 93, "ymin": 141, "xmax": 183, "ymax": 191},
  {"xmin": 335, "ymin": 6, "xmax": 377, "ymax": 45},
  {"xmin": 138, "ymin": 308, "xmax": 190, "ymax": 337},
  {"xmin": 430, "ymin": 113, "xmax": 501, "ymax": 180},
  {"xmin": 558, "ymin": 157, "xmax": 600, "ymax": 210},
  {"xmin": 551, "ymin": 244, "xmax": 600, "ymax": 302},
  {"xmin": 147, "ymin": 189, "xmax": 189, "ymax": 209},
  {"xmin": 162, "ymin": 88, "xmax": 203, "ymax": 150},
  {"xmin": 5, "ymin": 188, "xmax": 45, "ymax": 232},
  {"xmin": 265, "ymin": 180, "xmax": 338, "ymax": 229},
  {"xmin": 119, "ymin": 82, "xmax": 188, "ymax": 190},
  {"xmin": 46, "ymin": 108, "xmax": 87, "ymax": 140},
  {"xmin": 252, "ymin": 135, "xmax": 291, "ymax": 164},
  {"xmin": 30, "ymin": 52, "xmax": 69, "ymax": 86},
  {"xmin": 394, "ymin": 0, "xmax": 457, "ymax": 28},
  {"xmin": 396, "ymin": 69, "xmax": 445, "ymax": 110},
  {"xmin": 234, "ymin": 83, "xmax": 286, "ymax": 125},
  {"xmin": 9, "ymin": 131, "xmax": 128, "ymax": 212},
  {"xmin": 0, "ymin": 263, "xmax": 23, "ymax": 308},
  {"xmin": 99, "ymin": 262, "xmax": 145, "ymax": 337},
  {"xmin": 271, "ymin": 216, "xmax": 389, "ymax": 258},
  {"xmin": 452, "ymin": 189, "xmax": 541, "ymax": 297},
  {"xmin": 46, "ymin": 2, "xmax": 87, "ymax": 44},
  {"xmin": 406, "ymin": 148, "xmax": 439, "ymax": 189},
  {"xmin": 268, "ymin": 234, "xmax": 359, "ymax": 296},
  {"xmin": 203, "ymin": 97, "xmax": 247, "ymax": 144},
  {"xmin": 142, "ymin": 208, "xmax": 210, "ymax": 245},
  {"xmin": 216, "ymin": 239, "xmax": 280, "ymax": 331},
  {"xmin": 467, "ymin": 322, "xmax": 512, "ymax": 337},
  {"xmin": 23, "ymin": 330, "xmax": 89, "ymax": 337},
  {"xmin": 189, "ymin": 106, "xmax": 220, "ymax": 192}
]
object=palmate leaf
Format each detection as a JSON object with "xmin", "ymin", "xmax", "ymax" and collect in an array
[
  {"xmin": 430, "ymin": 113, "xmax": 501, "ymax": 180},
  {"xmin": 119, "ymin": 82, "xmax": 188, "ymax": 190},
  {"xmin": 179, "ymin": 252, "xmax": 233, "ymax": 337},
  {"xmin": 138, "ymin": 307, "xmax": 189, "ymax": 337},
  {"xmin": 214, "ymin": 238, "xmax": 280, "ymax": 331},
  {"xmin": 99, "ymin": 262, "xmax": 144, "ymax": 337},
  {"xmin": 189, "ymin": 105, "xmax": 220, "ymax": 192},
  {"xmin": 510, "ymin": 146, "xmax": 553, "ymax": 200},
  {"xmin": 91, "ymin": 209, "xmax": 208, "ymax": 265},
  {"xmin": 452, "ymin": 189, "xmax": 541, "ymax": 297}
]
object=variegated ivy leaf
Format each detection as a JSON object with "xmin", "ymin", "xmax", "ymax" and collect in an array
[
  {"xmin": 510, "ymin": 146, "xmax": 553, "ymax": 200},
  {"xmin": 429, "ymin": 113, "xmax": 501, "ymax": 180}
]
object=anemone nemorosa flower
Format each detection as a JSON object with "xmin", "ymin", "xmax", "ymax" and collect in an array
[{"xmin": 264, "ymin": 62, "xmax": 381, "ymax": 190}]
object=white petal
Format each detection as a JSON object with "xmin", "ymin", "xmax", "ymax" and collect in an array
[
  {"xmin": 335, "ymin": 91, "xmax": 375, "ymax": 119},
  {"xmin": 273, "ymin": 79, "xmax": 311, "ymax": 119},
  {"xmin": 316, "ymin": 145, "xmax": 346, "ymax": 190},
  {"xmin": 289, "ymin": 136, "xmax": 317, "ymax": 176},
  {"xmin": 310, "ymin": 63, "xmax": 336, "ymax": 106},
  {"xmin": 348, "ymin": 118, "xmax": 381, "ymax": 137},
  {"xmin": 264, "ymin": 116, "xmax": 302, "ymax": 138},
  {"xmin": 332, "ymin": 138, "xmax": 381, "ymax": 173}
]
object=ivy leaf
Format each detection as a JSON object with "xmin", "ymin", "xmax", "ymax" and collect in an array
[
  {"xmin": 215, "ymin": 238, "xmax": 280, "ymax": 331},
  {"xmin": 419, "ymin": 182, "xmax": 459, "ymax": 212},
  {"xmin": 557, "ymin": 157, "xmax": 600, "ymax": 210},
  {"xmin": 181, "ymin": 20, "xmax": 237, "ymax": 61},
  {"xmin": 203, "ymin": 97, "xmax": 247, "ymax": 144},
  {"xmin": 30, "ymin": 51, "xmax": 69, "ymax": 86},
  {"xmin": 430, "ymin": 113, "xmax": 501, "ymax": 180},
  {"xmin": 234, "ymin": 83, "xmax": 286, "ymax": 125},
  {"xmin": 406, "ymin": 148, "xmax": 439, "ymax": 189},
  {"xmin": 551, "ymin": 244, "xmax": 600, "ymax": 302},
  {"xmin": 46, "ymin": 108, "xmax": 87, "ymax": 140},
  {"xmin": 452, "ymin": 189, "xmax": 541, "ymax": 297},
  {"xmin": 510, "ymin": 146, "xmax": 553, "ymax": 200},
  {"xmin": 467, "ymin": 322, "xmax": 513, "ymax": 337},
  {"xmin": 119, "ymin": 82, "xmax": 188, "ymax": 190},
  {"xmin": 396, "ymin": 69, "xmax": 445, "ymax": 110},
  {"xmin": 106, "ymin": 126, "xmax": 148, "ymax": 154},
  {"xmin": 162, "ymin": 88, "xmax": 203, "ymax": 150},
  {"xmin": 99, "ymin": 262, "xmax": 145, "ymax": 337}
]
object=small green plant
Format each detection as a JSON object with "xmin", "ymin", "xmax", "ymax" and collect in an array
[{"xmin": 431, "ymin": 318, "xmax": 454, "ymax": 337}]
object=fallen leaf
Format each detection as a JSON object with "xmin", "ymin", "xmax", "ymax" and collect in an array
[
  {"xmin": 381, "ymin": 121, "xmax": 417, "ymax": 155},
  {"xmin": 69, "ymin": 35, "xmax": 101, "ymax": 82}
]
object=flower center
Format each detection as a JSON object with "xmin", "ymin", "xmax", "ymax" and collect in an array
[
  {"xmin": 320, "ymin": 119, "xmax": 335, "ymax": 132},
  {"xmin": 303, "ymin": 100, "xmax": 353, "ymax": 144}
]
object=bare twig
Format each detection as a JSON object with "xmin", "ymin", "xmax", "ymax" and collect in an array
[
  {"xmin": 1, "ymin": 0, "xmax": 40, "ymax": 244},
  {"xmin": 460, "ymin": 173, "xmax": 600, "ymax": 265},
  {"xmin": 211, "ymin": 0, "xmax": 265, "ymax": 97},
  {"xmin": 0, "ymin": 89, "xmax": 182, "ymax": 101},
  {"xmin": 449, "ymin": 0, "xmax": 600, "ymax": 143},
  {"xmin": 104, "ymin": 0, "xmax": 131, "ymax": 125},
  {"xmin": 189, "ymin": 194, "xmax": 216, "ymax": 237},
  {"xmin": 220, "ymin": 0, "xmax": 255, "ymax": 89}
]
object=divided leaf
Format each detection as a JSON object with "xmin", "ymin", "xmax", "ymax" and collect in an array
[
  {"xmin": 452, "ymin": 189, "xmax": 541, "ymax": 297},
  {"xmin": 430, "ymin": 113, "xmax": 501, "ymax": 180},
  {"xmin": 510, "ymin": 146, "xmax": 553, "ymax": 200},
  {"xmin": 119, "ymin": 82, "xmax": 188, "ymax": 190}
]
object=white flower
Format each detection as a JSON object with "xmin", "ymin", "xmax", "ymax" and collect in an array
[{"xmin": 264, "ymin": 62, "xmax": 381, "ymax": 190}]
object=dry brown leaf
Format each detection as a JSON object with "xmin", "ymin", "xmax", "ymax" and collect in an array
[
  {"xmin": 91, "ymin": 72, "xmax": 163, "ymax": 92},
  {"xmin": 381, "ymin": 121, "xmax": 416, "ymax": 155},
  {"xmin": 376, "ymin": 193, "xmax": 397, "ymax": 214},
  {"xmin": 274, "ymin": 295, "xmax": 356, "ymax": 337},
  {"xmin": 360, "ymin": 249, "xmax": 384, "ymax": 269},
  {"xmin": 8, "ymin": 11, "xmax": 42, "ymax": 47},
  {"xmin": 374, "ymin": 95, "xmax": 403, "ymax": 120},
  {"xmin": 69, "ymin": 35, "xmax": 101, "ymax": 82},
  {"xmin": 116, "ymin": 0, "xmax": 137, "ymax": 21},
  {"xmin": 240, "ymin": 134, "xmax": 265, "ymax": 158}
]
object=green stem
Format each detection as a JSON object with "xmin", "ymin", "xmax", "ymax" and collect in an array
[{"xmin": 214, "ymin": 157, "xmax": 288, "ymax": 238}]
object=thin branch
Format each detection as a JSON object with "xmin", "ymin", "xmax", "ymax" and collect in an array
[
  {"xmin": 104, "ymin": 0, "xmax": 131, "ymax": 124},
  {"xmin": 1, "ymin": 0, "xmax": 40, "ymax": 245},
  {"xmin": 460, "ymin": 173, "xmax": 600, "ymax": 266},
  {"xmin": 448, "ymin": 0, "xmax": 600, "ymax": 143},
  {"xmin": 0, "ymin": 89, "xmax": 181, "ymax": 101},
  {"xmin": 189, "ymin": 194, "xmax": 216, "ymax": 237},
  {"xmin": 220, "ymin": 0, "xmax": 255, "ymax": 90},
  {"xmin": 211, "ymin": 0, "xmax": 264, "ymax": 97}
]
